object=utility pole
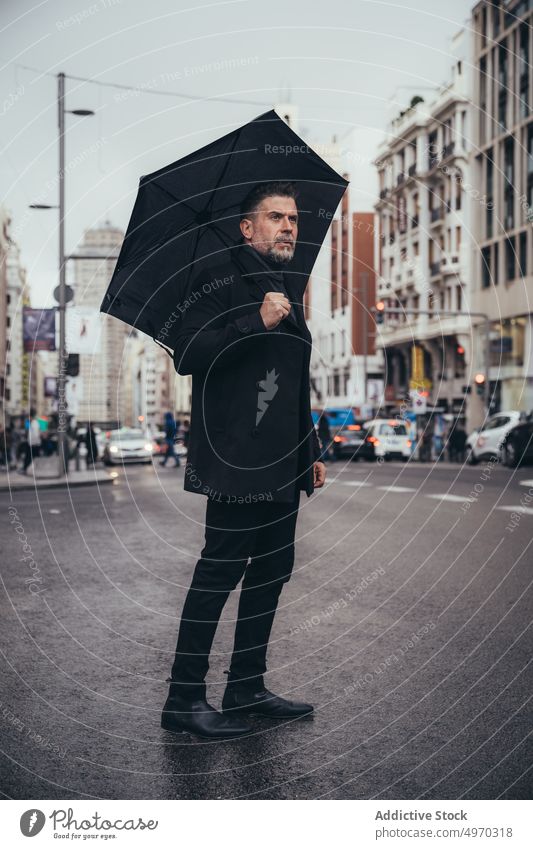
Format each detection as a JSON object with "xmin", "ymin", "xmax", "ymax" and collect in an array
[{"xmin": 57, "ymin": 72, "xmax": 67, "ymax": 476}]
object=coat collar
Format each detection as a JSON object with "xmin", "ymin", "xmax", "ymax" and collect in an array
[{"xmin": 233, "ymin": 243, "xmax": 302, "ymax": 332}]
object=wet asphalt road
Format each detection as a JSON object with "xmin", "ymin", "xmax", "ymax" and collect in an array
[{"xmin": 1, "ymin": 456, "xmax": 532, "ymax": 800}]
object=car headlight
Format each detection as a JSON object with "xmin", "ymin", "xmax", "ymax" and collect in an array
[
  {"xmin": 144, "ymin": 443, "xmax": 153, "ymax": 452},
  {"xmin": 110, "ymin": 445, "xmax": 118, "ymax": 453}
]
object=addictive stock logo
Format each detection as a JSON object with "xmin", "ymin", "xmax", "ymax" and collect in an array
[
  {"xmin": 256, "ymin": 368, "xmax": 279, "ymax": 425},
  {"xmin": 20, "ymin": 809, "xmax": 45, "ymax": 836}
]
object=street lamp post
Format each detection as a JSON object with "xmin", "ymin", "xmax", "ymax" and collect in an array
[{"xmin": 30, "ymin": 72, "xmax": 94, "ymax": 477}]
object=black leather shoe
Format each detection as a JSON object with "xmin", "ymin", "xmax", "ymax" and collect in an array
[
  {"xmin": 161, "ymin": 695, "xmax": 251, "ymax": 738},
  {"xmin": 222, "ymin": 686, "xmax": 314, "ymax": 718}
]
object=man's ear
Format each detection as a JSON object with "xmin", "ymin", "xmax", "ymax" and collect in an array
[{"xmin": 240, "ymin": 217, "xmax": 253, "ymax": 240}]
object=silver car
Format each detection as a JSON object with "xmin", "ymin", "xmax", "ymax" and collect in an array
[{"xmin": 103, "ymin": 428, "xmax": 154, "ymax": 465}]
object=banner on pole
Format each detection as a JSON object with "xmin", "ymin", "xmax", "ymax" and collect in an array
[{"xmin": 23, "ymin": 308, "xmax": 56, "ymax": 352}]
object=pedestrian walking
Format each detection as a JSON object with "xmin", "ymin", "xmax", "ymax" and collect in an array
[
  {"xmin": 19, "ymin": 410, "xmax": 41, "ymax": 475},
  {"xmin": 85, "ymin": 424, "xmax": 99, "ymax": 465},
  {"xmin": 159, "ymin": 412, "xmax": 180, "ymax": 467},
  {"xmin": 317, "ymin": 410, "xmax": 333, "ymax": 461}
]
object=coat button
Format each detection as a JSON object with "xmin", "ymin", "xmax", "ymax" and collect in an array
[
  {"xmin": 240, "ymin": 323, "xmax": 250, "ymax": 333},
  {"xmin": 255, "ymin": 381, "xmax": 261, "ymax": 389},
  {"xmin": 251, "ymin": 427, "xmax": 260, "ymax": 438}
]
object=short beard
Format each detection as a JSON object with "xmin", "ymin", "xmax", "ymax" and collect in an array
[{"xmin": 265, "ymin": 244, "xmax": 295, "ymax": 264}]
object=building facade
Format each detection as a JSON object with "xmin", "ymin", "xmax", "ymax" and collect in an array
[
  {"xmin": 72, "ymin": 222, "xmax": 124, "ymax": 428},
  {"xmin": 470, "ymin": 0, "xmax": 533, "ymax": 417},
  {"xmin": 5, "ymin": 238, "xmax": 29, "ymax": 418},
  {"xmin": 374, "ymin": 28, "xmax": 475, "ymax": 425},
  {"xmin": 0, "ymin": 208, "xmax": 9, "ymax": 424}
]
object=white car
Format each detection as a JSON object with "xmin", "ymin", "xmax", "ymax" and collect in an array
[
  {"xmin": 103, "ymin": 428, "xmax": 155, "ymax": 465},
  {"xmin": 466, "ymin": 410, "xmax": 524, "ymax": 464},
  {"xmin": 360, "ymin": 419, "xmax": 412, "ymax": 461}
]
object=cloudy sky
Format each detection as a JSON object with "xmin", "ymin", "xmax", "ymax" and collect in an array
[{"xmin": 2, "ymin": 0, "xmax": 473, "ymax": 304}]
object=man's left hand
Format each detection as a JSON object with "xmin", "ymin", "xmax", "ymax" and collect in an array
[{"xmin": 313, "ymin": 461, "xmax": 326, "ymax": 488}]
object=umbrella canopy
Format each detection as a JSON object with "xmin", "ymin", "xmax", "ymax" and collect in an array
[{"xmin": 100, "ymin": 109, "xmax": 348, "ymax": 351}]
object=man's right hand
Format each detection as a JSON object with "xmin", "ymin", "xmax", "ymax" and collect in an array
[{"xmin": 259, "ymin": 292, "xmax": 292, "ymax": 330}]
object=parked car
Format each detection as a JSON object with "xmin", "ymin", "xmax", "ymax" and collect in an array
[
  {"xmin": 466, "ymin": 411, "xmax": 524, "ymax": 464},
  {"xmin": 501, "ymin": 418, "xmax": 533, "ymax": 468},
  {"xmin": 332, "ymin": 423, "xmax": 366, "ymax": 461},
  {"xmin": 359, "ymin": 419, "xmax": 412, "ymax": 461},
  {"xmin": 103, "ymin": 428, "xmax": 155, "ymax": 465},
  {"xmin": 311, "ymin": 407, "xmax": 357, "ymax": 434}
]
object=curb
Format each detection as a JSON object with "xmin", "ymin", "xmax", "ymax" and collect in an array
[{"xmin": 0, "ymin": 475, "xmax": 115, "ymax": 493}]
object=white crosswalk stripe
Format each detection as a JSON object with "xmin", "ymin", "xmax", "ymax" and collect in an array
[
  {"xmin": 426, "ymin": 494, "xmax": 470, "ymax": 502},
  {"xmin": 497, "ymin": 505, "xmax": 533, "ymax": 515},
  {"xmin": 377, "ymin": 485, "xmax": 416, "ymax": 493}
]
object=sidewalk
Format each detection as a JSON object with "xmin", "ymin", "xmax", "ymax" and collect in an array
[{"xmin": 0, "ymin": 455, "xmax": 115, "ymax": 492}]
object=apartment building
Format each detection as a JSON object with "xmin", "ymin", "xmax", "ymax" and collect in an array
[
  {"xmin": 374, "ymin": 29, "xmax": 475, "ymax": 424},
  {"xmin": 72, "ymin": 222, "xmax": 124, "ymax": 428},
  {"xmin": 470, "ymin": 0, "xmax": 533, "ymax": 415}
]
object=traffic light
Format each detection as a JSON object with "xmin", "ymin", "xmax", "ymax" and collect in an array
[
  {"xmin": 375, "ymin": 301, "xmax": 385, "ymax": 325},
  {"xmin": 66, "ymin": 353, "xmax": 79, "ymax": 377},
  {"xmin": 474, "ymin": 372, "xmax": 485, "ymax": 397}
]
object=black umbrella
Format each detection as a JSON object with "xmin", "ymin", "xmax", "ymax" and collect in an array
[{"xmin": 100, "ymin": 109, "xmax": 348, "ymax": 352}]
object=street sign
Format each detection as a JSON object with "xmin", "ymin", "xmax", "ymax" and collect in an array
[
  {"xmin": 410, "ymin": 388, "xmax": 428, "ymax": 414},
  {"xmin": 53, "ymin": 284, "xmax": 74, "ymax": 304}
]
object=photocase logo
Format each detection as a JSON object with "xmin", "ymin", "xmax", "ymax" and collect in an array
[
  {"xmin": 20, "ymin": 809, "xmax": 46, "ymax": 837},
  {"xmin": 256, "ymin": 368, "xmax": 279, "ymax": 425}
]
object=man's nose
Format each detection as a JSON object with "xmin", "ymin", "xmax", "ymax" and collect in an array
[{"xmin": 281, "ymin": 217, "xmax": 294, "ymax": 231}]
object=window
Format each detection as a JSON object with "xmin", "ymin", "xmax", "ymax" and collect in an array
[
  {"xmin": 493, "ymin": 5, "xmax": 500, "ymax": 38},
  {"xmin": 519, "ymin": 23, "xmax": 529, "ymax": 118},
  {"xmin": 506, "ymin": 237, "xmax": 516, "ymax": 282},
  {"xmin": 479, "ymin": 56, "xmax": 487, "ymax": 142},
  {"xmin": 498, "ymin": 44, "xmax": 508, "ymax": 129},
  {"xmin": 456, "ymin": 284, "xmax": 462, "ymax": 311},
  {"xmin": 481, "ymin": 246, "xmax": 491, "ymax": 288},
  {"xmin": 526, "ymin": 123, "xmax": 533, "ymax": 214},
  {"xmin": 378, "ymin": 423, "xmax": 407, "ymax": 436},
  {"xmin": 519, "ymin": 231, "xmax": 527, "ymax": 277},
  {"xmin": 504, "ymin": 137, "xmax": 514, "ymax": 229},
  {"xmin": 489, "ymin": 317, "xmax": 526, "ymax": 367}
]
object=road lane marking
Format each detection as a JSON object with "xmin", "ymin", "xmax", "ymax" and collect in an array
[
  {"xmin": 497, "ymin": 506, "xmax": 533, "ymax": 515},
  {"xmin": 426, "ymin": 494, "xmax": 469, "ymax": 502},
  {"xmin": 336, "ymin": 480, "xmax": 372, "ymax": 487},
  {"xmin": 377, "ymin": 486, "xmax": 416, "ymax": 493},
  {"xmin": 519, "ymin": 480, "xmax": 533, "ymax": 487}
]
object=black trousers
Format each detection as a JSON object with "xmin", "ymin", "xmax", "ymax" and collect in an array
[{"xmin": 169, "ymin": 492, "xmax": 300, "ymax": 700}]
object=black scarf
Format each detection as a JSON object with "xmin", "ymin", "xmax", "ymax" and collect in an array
[{"xmin": 238, "ymin": 243, "xmax": 297, "ymax": 323}]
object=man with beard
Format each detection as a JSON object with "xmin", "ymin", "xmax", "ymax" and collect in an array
[{"xmin": 162, "ymin": 181, "xmax": 326, "ymax": 738}]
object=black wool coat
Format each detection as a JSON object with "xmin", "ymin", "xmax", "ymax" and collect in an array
[{"xmin": 172, "ymin": 243, "xmax": 321, "ymax": 504}]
